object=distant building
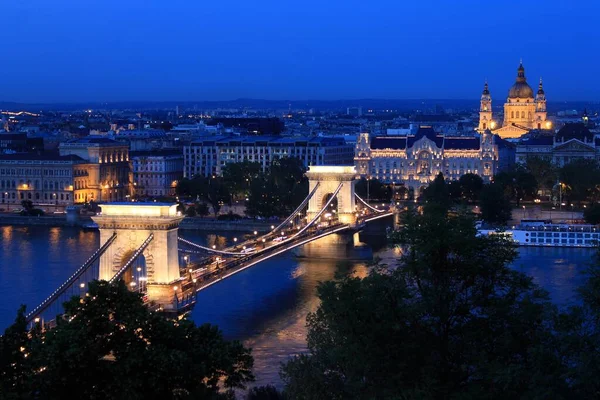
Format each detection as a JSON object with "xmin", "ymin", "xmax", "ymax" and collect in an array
[
  {"xmin": 347, "ymin": 107, "xmax": 363, "ymax": 117},
  {"xmin": 0, "ymin": 133, "xmax": 44, "ymax": 153},
  {"xmin": 111, "ymin": 129, "xmax": 169, "ymax": 151},
  {"xmin": 131, "ymin": 151, "xmax": 183, "ymax": 197},
  {"xmin": 204, "ymin": 117, "xmax": 284, "ymax": 135},
  {"xmin": 184, "ymin": 136, "xmax": 354, "ymax": 178},
  {"xmin": 59, "ymin": 136, "xmax": 132, "ymax": 202},
  {"xmin": 516, "ymin": 123, "xmax": 599, "ymax": 166},
  {"xmin": 0, "ymin": 153, "xmax": 90, "ymax": 209},
  {"xmin": 478, "ymin": 62, "xmax": 551, "ymax": 138},
  {"xmin": 355, "ymin": 126, "xmax": 510, "ymax": 197}
]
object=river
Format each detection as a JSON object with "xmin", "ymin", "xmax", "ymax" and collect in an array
[{"xmin": 0, "ymin": 225, "xmax": 595, "ymax": 387}]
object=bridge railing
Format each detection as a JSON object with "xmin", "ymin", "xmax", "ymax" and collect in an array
[
  {"xmin": 355, "ymin": 193, "xmax": 386, "ymax": 213},
  {"xmin": 268, "ymin": 181, "xmax": 320, "ymax": 235},
  {"xmin": 291, "ymin": 182, "xmax": 343, "ymax": 239},
  {"xmin": 26, "ymin": 232, "xmax": 118, "ymax": 324}
]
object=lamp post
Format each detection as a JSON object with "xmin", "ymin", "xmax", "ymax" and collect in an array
[{"xmin": 367, "ymin": 176, "xmax": 370, "ymax": 204}]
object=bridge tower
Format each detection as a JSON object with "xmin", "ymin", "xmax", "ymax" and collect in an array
[
  {"xmin": 92, "ymin": 203, "xmax": 184, "ymax": 310},
  {"xmin": 306, "ymin": 166, "xmax": 357, "ymax": 226}
]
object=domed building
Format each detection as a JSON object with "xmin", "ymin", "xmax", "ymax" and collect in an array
[{"xmin": 478, "ymin": 62, "xmax": 550, "ymax": 138}]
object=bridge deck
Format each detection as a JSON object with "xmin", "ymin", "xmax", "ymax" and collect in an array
[
  {"xmin": 176, "ymin": 211, "xmax": 394, "ymax": 311},
  {"xmin": 176, "ymin": 222, "xmax": 352, "ymax": 308}
]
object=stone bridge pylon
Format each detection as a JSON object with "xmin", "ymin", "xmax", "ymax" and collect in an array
[{"xmin": 92, "ymin": 203, "xmax": 184, "ymax": 310}]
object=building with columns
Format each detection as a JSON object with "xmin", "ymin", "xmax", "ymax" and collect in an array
[
  {"xmin": 355, "ymin": 126, "xmax": 510, "ymax": 196},
  {"xmin": 516, "ymin": 123, "xmax": 600, "ymax": 167},
  {"xmin": 0, "ymin": 153, "xmax": 91, "ymax": 210},
  {"xmin": 59, "ymin": 136, "xmax": 132, "ymax": 202},
  {"xmin": 478, "ymin": 62, "xmax": 551, "ymax": 139}
]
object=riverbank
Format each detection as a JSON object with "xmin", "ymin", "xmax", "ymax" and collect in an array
[{"xmin": 0, "ymin": 214, "xmax": 276, "ymax": 232}]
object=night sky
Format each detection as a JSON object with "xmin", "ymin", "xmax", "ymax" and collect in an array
[{"xmin": 2, "ymin": 0, "xmax": 599, "ymax": 102}]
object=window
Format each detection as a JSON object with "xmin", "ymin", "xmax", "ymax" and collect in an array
[
  {"xmin": 511, "ymin": 111, "xmax": 514, "ymax": 118},
  {"xmin": 521, "ymin": 111, "xmax": 525, "ymax": 118}
]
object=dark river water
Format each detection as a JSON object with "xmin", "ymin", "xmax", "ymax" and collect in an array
[{"xmin": 0, "ymin": 225, "xmax": 594, "ymax": 387}]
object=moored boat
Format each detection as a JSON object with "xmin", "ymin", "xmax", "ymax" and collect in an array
[{"xmin": 479, "ymin": 222, "xmax": 600, "ymax": 248}]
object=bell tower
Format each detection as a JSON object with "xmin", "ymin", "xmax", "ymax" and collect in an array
[
  {"xmin": 478, "ymin": 81, "xmax": 493, "ymax": 132},
  {"xmin": 534, "ymin": 78, "xmax": 548, "ymax": 129}
]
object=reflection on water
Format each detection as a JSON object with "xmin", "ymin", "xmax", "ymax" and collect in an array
[{"xmin": 0, "ymin": 226, "xmax": 596, "ymax": 387}]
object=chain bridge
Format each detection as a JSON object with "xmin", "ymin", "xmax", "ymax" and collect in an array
[{"xmin": 26, "ymin": 166, "xmax": 394, "ymax": 327}]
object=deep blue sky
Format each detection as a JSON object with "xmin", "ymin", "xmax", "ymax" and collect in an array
[{"xmin": 2, "ymin": 0, "xmax": 599, "ymax": 102}]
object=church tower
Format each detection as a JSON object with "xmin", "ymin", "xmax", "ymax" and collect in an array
[
  {"xmin": 478, "ymin": 81, "xmax": 493, "ymax": 132},
  {"xmin": 534, "ymin": 78, "xmax": 548, "ymax": 129}
]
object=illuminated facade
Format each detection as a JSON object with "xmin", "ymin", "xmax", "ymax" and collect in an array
[
  {"xmin": 59, "ymin": 137, "xmax": 132, "ymax": 202},
  {"xmin": 355, "ymin": 126, "xmax": 502, "ymax": 196},
  {"xmin": 478, "ymin": 62, "xmax": 550, "ymax": 139},
  {"xmin": 516, "ymin": 123, "xmax": 599, "ymax": 167},
  {"xmin": 131, "ymin": 151, "xmax": 183, "ymax": 197},
  {"xmin": 0, "ymin": 154, "xmax": 92, "ymax": 209},
  {"xmin": 184, "ymin": 136, "xmax": 353, "ymax": 178}
]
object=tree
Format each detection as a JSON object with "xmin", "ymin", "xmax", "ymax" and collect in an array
[
  {"xmin": 0, "ymin": 306, "xmax": 31, "ymax": 398},
  {"xmin": 282, "ymin": 202, "xmax": 567, "ymax": 399},
  {"xmin": 458, "ymin": 173, "xmax": 483, "ymax": 203},
  {"xmin": 246, "ymin": 158, "xmax": 308, "ymax": 218},
  {"xmin": 559, "ymin": 158, "xmax": 600, "ymax": 204},
  {"xmin": 479, "ymin": 183, "xmax": 513, "ymax": 225},
  {"xmin": 493, "ymin": 166, "xmax": 538, "ymax": 206},
  {"xmin": 421, "ymin": 172, "xmax": 449, "ymax": 209},
  {"xmin": 20, "ymin": 200, "xmax": 33, "ymax": 211},
  {"xmin": 246, "ymin": 385, "xmax": 286, "ymax": 400},
  {"xmin": 2, "ymin": 280, "xmax": 254, "ymax": 399},
  {"xmin": 355, "ymin": 178, "xmax": 392, "ymax": 202},
  {"xmin": 554, "ymin": 250, "xmax": 600, "ymax": 398},
  {"xmin": 186, "ymin": 206, "xmax": 197, "ymax": 217},
  {"xmin": 176, "ymin": 176, "xmax": 230, "ymax": 217},
  {"xmin": 525, "ymin": 157, "xmax": 557, "ymax": 197},
  {"xmin": 583, "ymin": 203, "xmax": 600, "ymax": 224},
  {"xmin": 196, "ymin": 203, "xmax": 210, "ymax": 217},
  {"xmin": 222, "ymin": 161, "xmax": 262, "ymax": 200}
]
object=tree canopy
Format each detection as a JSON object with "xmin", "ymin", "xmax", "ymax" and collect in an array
[
  {"xmin": 282, "ymin": 196, "xmax": 569, "ymax": 399},
  {"xmin": 479, "ymin": 182, "xmax": 513, "ymax": 225},
  {"xmin": 245, "ymin": 158, "xmax": 308, "ymax": 218},
  {"xmin": 0, "ymin": 280, "xmax": 254, "ymax": 399},
  {"xmin": 176, "ymin": 175, "xmax": 230, "ymax": 216},
  {"xmin": 355, "ymin": 178, "xmax": 392, "ymax": 202},
  {"xmin": 559, "ymin": 158, "xmax": 600, "ymax": 205}
]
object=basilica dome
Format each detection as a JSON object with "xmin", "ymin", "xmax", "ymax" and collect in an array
[{"xmin": 508, "ymin": 63, "xmax": 534, "ymax": 99}]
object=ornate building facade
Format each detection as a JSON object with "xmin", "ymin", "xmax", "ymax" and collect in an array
[
  {"xmin": 516, "ymin": 123, "xmax": 599, "ymax": 167},
  {"xmin": 355, "ymin": 126, "xmax": 507, "ymax": 197},
  {"xmin": 478, "ymin": 62, "xmax": 551, "ymax": 139}
]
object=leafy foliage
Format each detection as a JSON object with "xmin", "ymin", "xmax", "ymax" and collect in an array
[
  {"xmin": 493, "ymin": 166, "xmax": 538, "ymax": 206},
  {"xmin": 177, "ymin": 175, "xmax": 230, "ymax": 216},
  {"xmin": 282, "ymin": 199, "xmax": 567, "ymax": 399},
  {"xmin": 246, "ymin": 158, "xmax": 308, "ymax": 218},
  {"xmin": 559, "ymin": 158, "xmax": 600, "ymax": 204},
  {"xmin": 525, "ymin": 157, "xmax": 557, "ymax": 194},
  {"xmin": 479, "ymin": 182, "xmax": 513, "ymax": 225},
  {"xmin": 1, "ymin": 280, "xmax": 254, "ymax": 399},
  {"xmin": 223, "ymin": 161, "xmax": 262, "ymax": 200},
  {"xmin": 355, "ymin": 178, "xmax": 392, "ymax": 202}
]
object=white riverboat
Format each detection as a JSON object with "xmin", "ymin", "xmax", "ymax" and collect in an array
[{"xmin": 478, "ymin": 222, "xmax": 600, "ymax": 248}]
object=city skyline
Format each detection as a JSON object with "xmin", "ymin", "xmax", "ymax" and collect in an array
[{"xmin": 2, "ymin": 0, "xmax": 600, "ymax": 103}]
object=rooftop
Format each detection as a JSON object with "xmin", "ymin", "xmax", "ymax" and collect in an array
[{"xmin": 0, "ymin": 153, "xmax": 86, "ymax": 162}]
